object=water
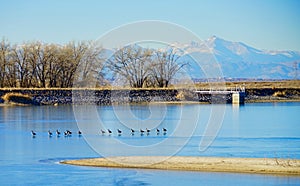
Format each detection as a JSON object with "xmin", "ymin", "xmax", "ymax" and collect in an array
[{"xmin": 0, "ymin": 102, "xmax": 300, "ymax": 185}]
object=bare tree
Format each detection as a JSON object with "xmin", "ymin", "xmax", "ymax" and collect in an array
[
  {"xmin": 73, "ymin": 41, "xmax": 104, "ymax": 87},
  {"xmin": 27, "ymin": 42, "xmax": 48, "ymax": 87},
  {"xmin": 0, "ymin": 39, "xmax": 17, "ymax": 87},
  {"xmin": 5, "ymin": 57, "xmax": 18, "ymax": 87},
  {"xmin": 150, "ymin": 48, "xmax": 187, "ymax": 87},
  {"xmin": 47, "ymin": 44, "xmax": 62, "ymax": 88},
  {"xmin": 0, "ymin": 38, "xmax": 11, "ymax": 87},
  {"xmin": 108, "ymin": 45, "xmax": 153, "ymax": 88},
  {"xmin": 58, "ymin": 42, "xmax": 84, "ymax": 88},
  {"xmin": 11, "ymin": 44, "xmax": 32, "ymax": 87}
]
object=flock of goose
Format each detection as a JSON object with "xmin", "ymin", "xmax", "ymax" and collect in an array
[
  {"xmin": 31, "ymin": 130, "xmax": 81, "ymax": 137},
  {"xmin": 100, "ymin": 128, "xmax": 167, "ymax": 135},
  {"xmin": 31, "ymin": 128, "xmax": 167, "ymax": 137}
]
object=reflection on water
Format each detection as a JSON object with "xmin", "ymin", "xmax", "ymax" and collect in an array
[{"xmin": 0, "ymin": 103, "xmax": 300, "ymax": 185}]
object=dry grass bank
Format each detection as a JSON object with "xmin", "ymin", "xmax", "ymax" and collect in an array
[
  {"xmin": 1, "ymin": 92, "xmax": 34, "ymax": 105},
  {"xmin": 194, "ymin": 80, "xmax": 300, "ymax": 89}
]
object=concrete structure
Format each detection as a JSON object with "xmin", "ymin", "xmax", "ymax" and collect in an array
[{"xmin": 195, "ymin": 87, "xmax": 245, "ymax": 104}]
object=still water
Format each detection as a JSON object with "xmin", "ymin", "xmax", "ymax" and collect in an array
[{"xmin": 0, "ymin": 102, "xmax": 299, "ymax": 185}]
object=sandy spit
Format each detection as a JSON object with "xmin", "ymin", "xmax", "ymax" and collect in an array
[{"xmin": 61, "ymin": 156, "xmax": 300, "ymax": 176}]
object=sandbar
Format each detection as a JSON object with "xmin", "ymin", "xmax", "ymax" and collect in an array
[{"xmin": 61, "ymin": 156, "xmax": 300, "ymax": 176}]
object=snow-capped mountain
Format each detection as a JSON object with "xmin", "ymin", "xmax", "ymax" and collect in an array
[
  {"xmin": 103, "ymin": 36, "xmax": 300, "ymax": 80},
  {"xmin": 178, "ymin": 36, "xmax": 300, "ymax": 79}
]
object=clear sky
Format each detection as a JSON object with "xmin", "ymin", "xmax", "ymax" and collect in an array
[{"xmin": 1, "ymin": 0, "xmax": 299, "ymax": 51}]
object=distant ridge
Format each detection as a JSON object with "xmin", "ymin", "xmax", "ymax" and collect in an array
[
  {"xmin": 171, "ymin": 36, "xmax": 300, "ymax": 80},
  {"xmin": 102, "ymin": 36, "xmax": 300, "ymax": 80}
]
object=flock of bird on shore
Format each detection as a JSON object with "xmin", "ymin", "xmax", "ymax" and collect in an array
[{"xmin": 31, "ymin": 128, "xmax": 167, "ymax": 137}]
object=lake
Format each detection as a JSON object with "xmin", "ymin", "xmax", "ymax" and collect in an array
[{"xmin": 0, "ymin": 102, "xmax": 300, "ymax": 185}]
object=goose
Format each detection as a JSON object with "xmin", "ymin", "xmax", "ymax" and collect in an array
[
  {"xmin": 131, "ymin": 129, "xmax": 135, "ymax": 133},
  {"xmin": 107, "ymin": 129, "xmax": 112, "ymax": 134},
  {"xmin": 78, "ymin": 131, "xmax": 82, "ymax": 135},
  {"xmin": 117, "ymin": 129, "xmax": 122, "ymax": 134},
  {"xmin": 66, "ymin": 130, "xmax": 72, "ymax": 135},
  {"xmin": 48, "ymin": 130, "xmax": 53, "ymax": 136},
  {"xmin": 100, "ymin": 129, "xmax": 106, "ymax": 134},
  {"xmin": 146, "ymin": 128, "xmax": 151, "ymax": 133},
  {"xmin": 64, "ymin": 131, "xmax": 69, "ymax": 136},
  {"xmin": 163, "ymin": 128, "xmax": 167, "ymax": 132},
  {"xmin": 56, "ymin": 130, "xmax": 61, "ymax": 136},
  {"xmin": 156, "ymin": 128, "xmax": 160, "ymax": 133},
  {"xmin": 31, "ymin": 130, "xmax": 36, "ymax": 136},
  {"xmin": 140, "ymin": 129, "xmax": 145, "ymax": 133}
]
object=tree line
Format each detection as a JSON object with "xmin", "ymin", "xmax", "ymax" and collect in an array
[{"xmin": 0, "ymin": 39, "xmax": 187, "ymax": 88}]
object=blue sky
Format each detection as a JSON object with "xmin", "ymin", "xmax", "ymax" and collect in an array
[{"xmin": 1, "ymin": 0, "xmax": 299, "ymax": 51}]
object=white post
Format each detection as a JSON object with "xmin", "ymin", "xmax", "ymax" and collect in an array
[{"xmin": 232, "ymin": 93, "xmax": 240, "ymax": 104}]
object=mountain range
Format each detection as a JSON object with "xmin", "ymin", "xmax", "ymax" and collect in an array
[
  {"xmin": 174, "ymin": 36, "xmax": 300, "ymax": 80},
  {"xmin": 104, "ymin": 36, "xmax": 300, "ymax": 80}
]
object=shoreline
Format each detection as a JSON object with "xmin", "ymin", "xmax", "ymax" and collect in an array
[
  {"xmin": 61, "ymin": 156, "xmax": 300, "ymax": 176},
  {"xmin": 1, "ymin": 86, "xmax": 300, "ymax": 105},
  {"xmin": 0, "ymin": 99, "xmax": 300, "ymax": 106}
]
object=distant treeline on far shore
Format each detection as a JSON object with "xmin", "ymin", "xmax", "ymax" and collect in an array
[{"xmin": 0, "ymin": 39, "xmax": 188, "ymax": 89}]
